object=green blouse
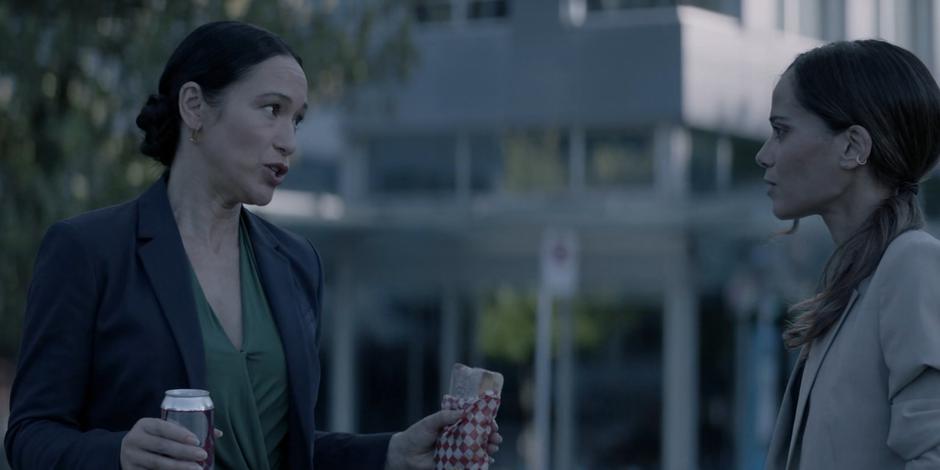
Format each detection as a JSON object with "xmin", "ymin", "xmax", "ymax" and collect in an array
[{"xmin": 188, "ymin": 220, "xmax": 289, "ymax": 470}]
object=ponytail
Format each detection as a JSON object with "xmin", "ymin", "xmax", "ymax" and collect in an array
[{"xmin": 783, "ymin": 189, "xmax": 922, "ymax": 349}]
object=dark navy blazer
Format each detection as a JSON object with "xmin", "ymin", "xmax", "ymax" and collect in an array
[{"xmin": 4, "ymin": 176, "xmax": 390, "ymax": 469}]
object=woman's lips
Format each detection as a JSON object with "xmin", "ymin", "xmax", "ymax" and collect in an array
[{"xmin": 264, "ymin": 163, "xmax": 288, "ymax": 185}]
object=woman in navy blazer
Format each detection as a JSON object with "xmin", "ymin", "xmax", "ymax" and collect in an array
[{"xmin": 4, "ymin": 21, "xmax": 500, "ymax": 470}]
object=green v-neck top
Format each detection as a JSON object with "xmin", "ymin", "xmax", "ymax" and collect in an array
[{"xmin": 188, "ymin": 219, "xmax": 289, "ymax": 470}]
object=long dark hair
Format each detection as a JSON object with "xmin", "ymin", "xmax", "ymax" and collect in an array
[
  {"xmin": 135, "ymin": 21, "xmax": 303, "ymax": 166},
  {"xmin": 782, "ymin": 40, "xmax": 940, "ymax": 349}
]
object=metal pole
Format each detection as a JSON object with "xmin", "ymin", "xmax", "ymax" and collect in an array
[
  {"xmin": 554, "ymin": 297, "xmax": 575, "ymax": 470},
  {"xmin": 533, "ymin": 288, "xmax": 553, "ymax": 470}
]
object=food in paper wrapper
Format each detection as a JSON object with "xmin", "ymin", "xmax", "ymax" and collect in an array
[{"xmin": 433, "ymin": 363, "xmax": 503, "ymax": 470}]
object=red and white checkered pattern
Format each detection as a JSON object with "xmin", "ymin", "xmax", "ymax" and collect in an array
[{"xmin": 433, "ymin": 390, "xmax": 501, "ymax": 470}]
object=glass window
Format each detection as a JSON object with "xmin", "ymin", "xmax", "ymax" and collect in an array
[
  {"xmin": 468, "ymin": 0, "xmax": 510, "ymax": 19},
  {"xmin": 413, "ymin": 0, "xmax": 452, "ymax": 23},
  {"xmin": 470, "ymin": 134, "xmax": 504, "ymax": 193},
  {"xmin": 571, "ymin": 298, "xmax": 663, "ymax": 468},
  {"xmin": 585, "ymin": 130, "xmax": 654, "ymax": 189},
  {"xmin": 503, "ymin": 130, "xmax": 570, "ymax": 193},
  {"xmin": 357, "ymin": 297, "xmax": 443, "ymax": 433},
  {"xmin": 468, "ymin": 130, "xmax": 571, "ymax": 194},
  {"xmin": 474, "ymin": 289, "xmax": 664, "ymax": 468},
  {"xmin": 367, "ymin": 135, "xmax": 456, "ymax": 195},
  {"xmin": 730, "ymin": 136, "xmax": 764, "ymax": 187},
  {"xmin": 587, "ymin": 0, "xmax": 727, "ymax": 14},
  {"xmin": 589, "ymin": 0, "xmax": 673, "ymax": 11},
  {"xmin": 690, "ymin": 130, "xmax": 719, "ymax": 193},
  {"xmin": 698, "ymin": 293, "xmax": 735, "ymax": 469},
  {"xmin": 280, "ymin": 158, "xmax": 338, "ymax": 194}
]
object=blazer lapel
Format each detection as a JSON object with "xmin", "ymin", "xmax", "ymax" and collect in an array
[
  {"xmin": 243, "ymin": 212, "xmax": 315, "ymax": 451},
  {"xmin": 785, "ymin": 289, "xmax": 860, "ymax": 468},
  {"xmin": 136, "ymin": 175, "xmax": 206, "ymax": 389},
  {"xmin": 765, "ymin": 351, "xmax": 806, "ymax": 470}
]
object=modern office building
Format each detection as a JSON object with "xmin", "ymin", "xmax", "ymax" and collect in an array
[{"xmin": 257, "ymin": 1, "xmax": 940, "ymax": 468}]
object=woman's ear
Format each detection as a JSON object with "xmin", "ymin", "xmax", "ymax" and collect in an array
[
  {"xmin": 178, "ymin": 81, "xmax": 206, "ymax": 132},
  {"xmin": 839, "ymin": 124, "xmax": 872, "ymax": 170}
]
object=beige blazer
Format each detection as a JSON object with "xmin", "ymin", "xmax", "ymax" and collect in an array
[{"xmin": 766, "ymin": 229, "xmax": 940, "ymax": 470}]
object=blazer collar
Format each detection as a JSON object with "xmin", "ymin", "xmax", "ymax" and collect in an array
[
  {"xmin": 785, "ymin": 287, "xmax": 862, "ymax": 468},
  {"xmin": 136, "ymin": 173, "xmax": 207, "ymax": 389}
]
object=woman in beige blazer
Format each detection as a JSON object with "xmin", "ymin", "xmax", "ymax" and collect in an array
[{"xmin": 757, "ymin": 40, "xmax": 940, "ymax": 469}]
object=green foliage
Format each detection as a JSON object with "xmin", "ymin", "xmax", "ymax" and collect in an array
[
  {"xmin": 477, "ymin": 287, "xmax": 646, "ymax": 364},
  {"xmin": 0, "ymin": 0, "xmax": 416, "ymax": 357},
  {"xmin": 502, "ymin": 130, "xmax": 568, "ymax": 192}
]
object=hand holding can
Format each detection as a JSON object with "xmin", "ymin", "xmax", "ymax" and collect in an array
[
  {"xmin": 119, "ymin": 417, "xmax": 211, "ymax": 470},
  {"xmin": 160, "ymin": 389, "xmax": 215, "ymax": 470}
]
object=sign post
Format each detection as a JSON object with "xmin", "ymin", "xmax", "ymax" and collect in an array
[{"xmin": 533, "ymin": 228, "xmax": 578, "ymax": 470}]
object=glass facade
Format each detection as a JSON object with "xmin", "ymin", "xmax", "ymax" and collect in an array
[
  {"xmin": 587, "ymin": 0, "xmax": 730, "ymax": 14},
  {"xmin": 367, "ymin": 135, "xmax": 457, "ymax": 195},
  {"xmin": 585, "ymin": 130, "xmax": 654, "ymax": 189}
]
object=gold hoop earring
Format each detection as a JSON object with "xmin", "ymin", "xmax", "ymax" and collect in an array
[{"xmin": 189, "ymin": 127, "xmax": 201, "ymax": 144}]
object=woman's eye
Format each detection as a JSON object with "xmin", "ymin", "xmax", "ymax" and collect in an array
[
  {"xmin": 264, "ymin": 104, "xmax": 281, "ymax": 116},
  {"xmin": 772, "ymin": 126, "xmax": 786, "ymax": 139}
]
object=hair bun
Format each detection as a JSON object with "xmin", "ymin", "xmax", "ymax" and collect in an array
[{"xmin": 135, "ymin": 93, "xmax": 178, "ymax": 165}]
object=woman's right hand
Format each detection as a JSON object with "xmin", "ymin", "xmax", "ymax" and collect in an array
[{"xmin": 120, "ymin": 418, "xmax": 207, "ymax": 470}]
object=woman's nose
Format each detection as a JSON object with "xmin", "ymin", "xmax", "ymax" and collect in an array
[{"xmin": 755, "ymin": 141, "xmax": 772, "ymax": 169}]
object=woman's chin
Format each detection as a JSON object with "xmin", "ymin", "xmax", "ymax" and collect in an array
[
  {"xmin": 243, "ymin": 189, "xmax": 276, "ymax": 207},
  {"xmin": 771, "ymin": 204, "xmax": 797, "ymax": 221}
]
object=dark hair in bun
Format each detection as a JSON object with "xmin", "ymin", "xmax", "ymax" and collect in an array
[{"xmin": 135, "ymin": 21, "xmax": 303, "ymax": 166}]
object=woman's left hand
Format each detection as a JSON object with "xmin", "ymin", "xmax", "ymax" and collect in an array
[{"xmin": 384, "ymin": 409, "xmax": 502, "ymax": 470}]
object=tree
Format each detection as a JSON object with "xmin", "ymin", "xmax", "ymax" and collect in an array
[{"xmin": 0, "ymin": 0, "xmax": 417, "ymax": 357}]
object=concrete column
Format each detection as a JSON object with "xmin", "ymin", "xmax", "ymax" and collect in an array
[
  {"xmin": 662, "ymin": 240, "xmax": 699, "ymax": 470},
  {"xmin": 654, "ymin": 124, "xmax": 691, "ymax": 201},
  {"xmin": 456, "ymin": 133, "xmax": 471, "ymax": 203},
  {"xmin": 569, "ymin": 127, "xmax": 586, "ymax": 194},
  {"xmin": 329, "ymin": 265, "xmax": 358, "ymax": 432}
]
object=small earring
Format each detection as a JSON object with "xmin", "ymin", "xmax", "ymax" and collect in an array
[
  {"xmin": 855, "ymin": 154, "xmax": 867, "ymax": 166},
  {"xmin": 189, "ymin": 127, "xmax": 201, "ymax": 144}
]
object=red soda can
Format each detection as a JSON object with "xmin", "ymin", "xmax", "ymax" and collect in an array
[{"xmin": 161, "ymin": 389, "xmax": 215, "ymax": 469}]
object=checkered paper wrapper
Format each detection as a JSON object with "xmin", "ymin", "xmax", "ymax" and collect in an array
[{"xmin": 433, "ymin": 390, "xmax": 501, "ymax": 470}]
